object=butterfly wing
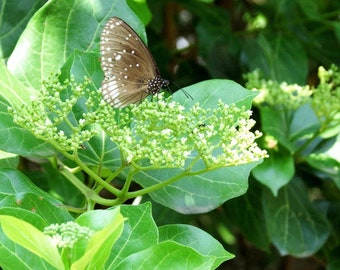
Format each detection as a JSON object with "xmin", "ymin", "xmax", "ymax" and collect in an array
[{"xmin": 100, "ymin": 17, "xmax": 161, "ymax": 108}]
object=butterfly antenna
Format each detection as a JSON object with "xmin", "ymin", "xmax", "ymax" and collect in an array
[{"xmin": 167, "ymin": 81, "xmax": 193, "ymax": 100}]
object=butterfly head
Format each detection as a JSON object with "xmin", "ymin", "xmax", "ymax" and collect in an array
[{"xmin": 147, "ymin": 76, "xmax": 169, "ymax": 95}]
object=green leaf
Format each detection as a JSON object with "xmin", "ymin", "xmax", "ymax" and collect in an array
[
  {"xmin": 174, "ymin": 79, "xmax": 257, "ymax": 110},
  {"xmin": 71, "ymin": 208, "xmax": 124, "ymax": 269},
  {"xmin": 223, "ymin": 179, "xmax": 270, "ymax": 251},
  {"xmin": 6, "ymin": 0, "xmax": 144, "ymax": 90},
  {"xmin": 159, "ymin": 224, "xmax": 234, "ymax": 268},
  {"xmin": 262, "ymin": 178, "xmax": 331, "ymax": 257},
  {"xmin": 0, "ymin": 67, "xmax": 55, "ymax": 156},
  {"xmin": 0, "ymin": 0, "xmax": 46, "ymax": 60},
  {"xmin": 0, "ymin": 168, "xmax": 72, "ymax": 223},
  {"xmin": 27, "ymin": 162, "xmax": 85, "ymax": 209},
  {"xmin": 105, "ymin": 203, "xmax": 159, "ymax": 268},
  {"xmin": 126, "ymin": 0, "xmax": 152, "ymax": 25},
  {"xmin": 133, "ymin": 80, "xmax": 261, "ymax": 214},
  {"xmin": 115, "ymin": 241, "xmax": 214, "ymax": 269},
  {"xmin": 60, "ymin": 50, "xmax": 103, "ymax": 86},
  {"xmin": 0, "ymin": 60, "xmax": 33, "ymax": 107},
  {"xmin": 220, "ymin": 178, "xmax": 270, "ymax": 252},
  {"xmin": 0, "ymin": 102, "xmax": 55, "ymax": 156},
  {"xmin": 243, "ymin": 33, "xmax": 308, "ymax": 84},
  {"xmin": 0, "ymin": 208, "xmax": 56, "ymax": 269},
  {"xmin": 0, "ymin": 150, "xmax": 19, "ymax": 168},
  {"xmin": 253, "ymin": 147, "xmax": 295, "ymax": 196},
  {"xmin": 195, "ymin": 10, "xmax": 237, "ymax": 78},
  {"xmin": 0, "ymin": 215, "xmax": 63, "ymax": 270},
  {"xmin": 260, "ymin": 107, "xmax": 294, "ymax": 152},
  {"xmin": 306, "ymin": 153, "xmax": 340, "ymax": 190},
  {"xmin": 105, "ymin": 204, "xmax": 232, "ymax": 269},
  {"xmin": 136, "ymin": 162, "xmax": 260, "ymax": 214},
  {"xmin": 289, "ymin": 103, "xmax": 320, "ymax": 142},
  {"xmin": 328, "ymin": 246, "xmax": 340, "ymax": 270},
  {"xmin": 260, "ymin": 104, "xmax": 320, "ymax": 153}
]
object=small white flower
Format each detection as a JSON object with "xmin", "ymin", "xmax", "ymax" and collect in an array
[{"xmin": 161, "ymin": 128, "xmax": 172, "ymax": 136}]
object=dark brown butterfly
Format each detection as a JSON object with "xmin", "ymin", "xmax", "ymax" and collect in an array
[{"xmin": 100, "ymin": 17, "xmax": 169, "ymax": 108}]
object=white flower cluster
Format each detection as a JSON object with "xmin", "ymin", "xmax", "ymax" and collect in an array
[{"xmin": 98, "ymin": 95, "xmax": 267, "ymax": 169}]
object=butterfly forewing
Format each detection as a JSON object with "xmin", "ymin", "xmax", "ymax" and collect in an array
[{"xmin": 100, "ymin": 17, "xmax": 168, "ymax": 108}]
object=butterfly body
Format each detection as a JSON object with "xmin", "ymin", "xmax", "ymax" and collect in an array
[{"xmin": 100, "ymin": 17, "xmax": 169, "ymax": 108}]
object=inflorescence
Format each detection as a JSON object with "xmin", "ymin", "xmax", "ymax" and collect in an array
[
  {"xmin": 44, "ymin": 221, "xmax": 94, "ymax": 249},
  {"xmin": 312, "ymin": 65, "xmax": 340, "ymax": 122},
  {"xmin": 11, "ymin": 72, "xmax": 267, "ymax": 169},
  {"xmin": 244, "ymin": 65, "xmax": 340, "ymax": 131},
  {"xmin": 11, "ymin": 73, "xmax": 98, "ymax": 153},
  {"xmin": 244, "ymin": 69, "xmax": 312, "ymax": 110}
]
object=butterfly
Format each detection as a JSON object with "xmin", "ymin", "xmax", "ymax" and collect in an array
[{"xmin": 100, "ymin": 17, "xmax": 169, "ymax": 108}]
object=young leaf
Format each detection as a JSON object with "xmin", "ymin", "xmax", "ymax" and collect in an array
[
  {"xmin": 0, "ymin": 215, "xmax": 63, "ymax": 270},
  {"xmin": 71, "ymin": 208, "xmax": 125, "ymax": 270}
]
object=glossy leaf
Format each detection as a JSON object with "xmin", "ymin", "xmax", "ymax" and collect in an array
[
  {"xmin": 0, "ymin": 150, "xmax": 19, "ymax": 168},
  {"xmin": 136, "ymin": 163, "xmax": 260, "ymax": 214},
  {"xmin": 159, "ymin": 224, "xmax": 234, "ymax": 268},
  {"xmin": 0, "ymin": 215, "xmax": 63, "ymax": 270},
  {"xmin": 253, "ymin": 147, "xmax": 295, "ymax": 196},
  {"xmin": 134, "ymin": 80, "xmax": 261, "ymax": 214},
  {"xmin": 243, "ymin": 34, "xmax": 308, "ymax": 84},
  {"xmin": 6, "ymin": 0, "xmax": 145, "ymax": 91},
  {"xmin": 174, "ymin": 79, "xmax": 257, "ymax": 110},
  {"xmin": 223, "ymin": 179, "xmax": 270, "ymax": 251},
  {"xmin": 0, "ymin": 168, "xmax": 72, "ymax": 223},
  {"xmin": 105, "ymin": 204, "xmax": 159, "ymax": 268},
  {"xmin": 115, "ymin": 241, "xmax": 213, "ymax": 269},
  {"xmin": 263, "ymin": 178, "xmax": 331, "ymax": 257},
  {"xmin": 72, "ymin": 208, "xmax": 124, "ymax": 270}
]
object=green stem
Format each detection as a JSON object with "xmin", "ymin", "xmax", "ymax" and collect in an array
[
  {"xmin": 72, "ymin": 153, "xmax": 121, "ymax": 196},
  {"xmin": 48, "ymin": 138, "xmax": 121, "ymax": 196},
  {"xmin": 59, "ymin": 165, "xmax": 115, "ymax": 207},
  {"xmin": 108, "ymin": 171, "xmax": 135, "ymax": 205},
  {"xmin": 125, "ymin": 167, "xmax": 211, "ymax": 199},
  {"xmin": 105, "ymin": 165, "xmax": 127, "ymax": 183},
  {"xmin": 63, "ymin": 116, "xmax": 77, "ymax": 132}
]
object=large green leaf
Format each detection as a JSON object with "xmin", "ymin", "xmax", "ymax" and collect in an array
[
  {"xmin": 159, "ymin": 224, "xmax": 233, "ymax": 269},
  {"xmin": 243, "ymin": 33, "xmax": 308, "ymax": 84},
  {"xmin": 0, "ymin": 94, "xmax": 55, "ymax": 156},
  {"xmin": 174, "ymin": 79, "xmax": 257, "ymax": 110},
  {"xmin": 136, "ymin": 163, "xmax": 259, "ymax": 214},
  {"xmin": 105, "ymin": 204, "xmax": 159, "ymax": 268},
  {"xmin": 0, "ymin": 60, "xmax": 32, "ymax": 107},
  {"xmin": 0, "ymin": 168, "xmax": 72, "ymax": 223},
  {"xmin": 0, "ymin": 150, "xmax": 19, "ymax": 168},
  {"xmin": 0, "ymin": 0, "xmax": 47, "ymax": 61},
  {"xmin": 0, "ymin": 61, "xmax": 55, "ymax": 156},
  {"xmin": 262, "ymin": 178, "xmax": 331, "ymax": 257},
  {"xmin": 223, "ymin": 179, "xmax": 270, "ymax": 251},
  {"xmin": 106, "ymin": 203, "xmax": 231, "ymax": 269},
  {"xmin": 116, "ymin": 241, "xmax": 214, "ymax": 270},
  {"xmin": 132, "ymin": 80, "xmax": 261, "ymax": 214},
  {"xmin": 6, "ymin": 0, "xmax": 146, "ymax": 91}
]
